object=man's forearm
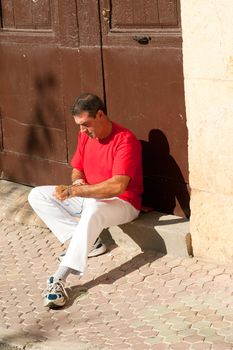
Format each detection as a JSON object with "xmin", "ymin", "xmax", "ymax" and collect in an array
[
  {"xmin": 69, "ymin": 175, "xmax": 130, "ymax": 199},
  {"xmin": 54, "ymin": 175, "xmax": 130, "ymax": 201},
  {"xmin": 70, "ymin": 180, "xmax": 120, "ymax": 199}
]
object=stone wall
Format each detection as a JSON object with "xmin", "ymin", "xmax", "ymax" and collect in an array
[{"xmin": 180, "ymin": 0, "xmax": 233, "ymax": 262}]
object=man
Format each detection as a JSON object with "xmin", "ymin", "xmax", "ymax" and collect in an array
[{"xmin": 28, "ymin": 93, "xmax": 143, "ymax": 308}]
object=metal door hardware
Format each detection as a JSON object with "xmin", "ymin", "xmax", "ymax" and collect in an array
[
  {"xmin": 133, "ymin": 36, "xmax": 151, "ymax": 44},
  {"xmin": 102, "ymin": 8, "xmax": 110, "ymax": 21}
]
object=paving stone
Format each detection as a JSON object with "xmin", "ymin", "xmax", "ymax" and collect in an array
[
  {"xmin": 169, "ymin": 343, "xmax": 191, "ymax": 350},
  {"xmin": 163, "ymin": 335, "xmax": 184, "ymax": 344},
  {"xmin": 191, "ymin": 320, "xmax": 212, "ymax": 329},
  {"xmin": 177, "ymin": 328, "xmax": 196, "ymax": 338},
  {"xmin": 130, "ymin": 343, "xmax": 150, "ymax": 350},
  {"xmin": 223, "ymin": 315, "xmax": 233, "ymax": 322},
  {"xmin": 211, "ymin": 341, "xmax": 233, "ymax": 350},
  {"xmin": 166, "ymin": 317, "xmax": 185, "ymax": 325},
  {"xmin": 150, "ymin": 344, "xmax": 169, "ymax": 350},
  {"xmin": 197, "ymin": 327, "xmax": 218, "ymax": 337},
  {"xmin": 170, "ymin": 322, "xmax": 190, "ymax": 332},
  {"xmin": 191, "ymin": 343, "xmax": 212, "ymax": 350},
  {"xmin": 131, "ymin": 320, "xmax": 147, "ymax": 328},
  {"xmin": 158, "ymin": 328, "xmax": 177, "ymax": 338},
  {"xmin": 217, "ymin": 308, "xmax": 233, "ymax": 316},
  {"xmin": 183, "ymin": 335, "xmax": 205, "ymax": 344},
  {"xmin": 150, "ymin": 306, "xmax": 171, "ymax": 315},
  {"xmin": 144, "ymin": 336, "xmax": 164, "ymax": 345},
  {"xmin": 218, "ymin": 327, "xmax": 233, "ymax": 337},
  {"xmin": 209, "ymin": 335, "xmax": 231, "ymax": 344}
]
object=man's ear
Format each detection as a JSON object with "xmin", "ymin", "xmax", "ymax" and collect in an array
[{"xmin": 96, "ymin": 110, "xmax": 104, "ymax": 119}]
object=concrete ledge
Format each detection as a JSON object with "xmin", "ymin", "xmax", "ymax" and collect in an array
[
  {"xmin": 0, "ymin": 180, "xmax": 46, "ymax": 228},
  {"xmin": 0, "ymin": 179, "xmax": 192, "ymax": 257},
  {"xmin": 106, "ymin": 212, "xmax": 192, "ymax": 257}
]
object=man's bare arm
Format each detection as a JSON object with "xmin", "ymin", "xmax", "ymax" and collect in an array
[{"xmin": 54, "ymin": 175, "xmax": 130, "ymax": 201}]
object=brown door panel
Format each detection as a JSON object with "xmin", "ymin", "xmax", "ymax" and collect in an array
[
  {"xmin": 2, "ymin": 118, "xmax": 67, "ymax": 162},
  {"xmin": 0, "ymin": 44, "xmax": 65, "ymax": 129},
  {"xmin": 100, "ymin": 0, "xmax": 189, "ymax": 217},
  {"xmin": 1, "ymin": 0, "xmax": 52, "ymax": 30},
  {"xmin": 0, "ymin": 152, "xmax": 71, "ymax": 186},
  {"xmin": 109, "ymin": 0, "xmax": 179, "ymax": 30}
]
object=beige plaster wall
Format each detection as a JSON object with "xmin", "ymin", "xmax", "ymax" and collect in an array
[{"xmin": 180, "ymin": 0, "xmax": 233, "ymax": 262}]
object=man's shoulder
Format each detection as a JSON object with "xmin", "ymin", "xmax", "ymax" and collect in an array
[
  {"xmin": 111, "ymin": 123, "xmax": 141, "ymax": 154},
  {"xmin": 113, "ymin": 122, "xmax": 138, "ymax": 140}
]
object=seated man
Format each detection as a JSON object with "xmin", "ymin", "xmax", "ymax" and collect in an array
[{"xmin": 28, "ymin": 93, "xmax": 143, "ymax": 308}]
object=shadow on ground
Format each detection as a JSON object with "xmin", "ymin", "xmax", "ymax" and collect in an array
[{"xmin": 65, "ymin": 250, "xmax": 162, "ymax": 308}]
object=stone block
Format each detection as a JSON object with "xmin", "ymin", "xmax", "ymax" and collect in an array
[
  {"xmin": 181, "ymin": 0, "xmax": 233, "ymax": 81},
  {"xmin": 190, "ymin": 190, "xmax": 233, "ymax": 263},
  {"xmin": 107, "ymin": 212, "xmax": 191, "ymax": 257},
  {"xmin": 184, "ymin": 80, "xmax": 233, "ymax": 196},
  {"xmin": 0, "ymin": 180, "xmax": 46, "ymax": 228},
  {"xmin": 181, "ymin": 0, "xmax": 233, "ymax": 264}
]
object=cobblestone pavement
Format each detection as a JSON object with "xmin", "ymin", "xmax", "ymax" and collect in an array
[{"xmin": 1, "ymin": 219, "xmax": 233, "ymax": 349}]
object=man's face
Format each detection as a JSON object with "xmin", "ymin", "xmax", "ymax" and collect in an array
[{"xmin": 73, "ymin": 111, "xmax": 102, "ymax": 139}]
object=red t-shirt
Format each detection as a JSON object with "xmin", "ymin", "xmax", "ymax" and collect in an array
[{"xmin": 71, "ymin": 122, "xmax": 143, "ymax": 210}]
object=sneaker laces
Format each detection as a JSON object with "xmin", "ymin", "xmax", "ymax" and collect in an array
[{"xmin": 45, "ymin": 279, "xmax": 69, "ymax": 300}]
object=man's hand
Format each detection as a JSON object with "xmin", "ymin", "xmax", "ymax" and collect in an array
[
  {"xmin": 53, "ymin": 185, "xmax": 70, "ymax": 201},
  {"xmin": 54, "ymin": 180, "xmax": 86, "ymax": 201}
]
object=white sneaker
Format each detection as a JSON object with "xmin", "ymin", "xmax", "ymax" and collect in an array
[
  {"xmin": 58, "ymin": 237, "xmax": 107, "ymax": 262},
  {"xmin": 44, "ymin": 276, "xmax": 68, "ymax": 308},
  {"xmin": 88, "ymin": 237, "xmax": 107, "ymax": 257}
]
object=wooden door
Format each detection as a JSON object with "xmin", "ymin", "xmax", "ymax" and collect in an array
[
  {"xmin": 99, "ymin": 0, "xmax": 190, "ymax": 217},
  {"xmin": 0, "ymin": 0, "xmax": 103, "ymax": 185}
]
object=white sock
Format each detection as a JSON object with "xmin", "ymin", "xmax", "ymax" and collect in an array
[{"xmin": 53, "ymin": 266, "xmax": 80, "ymax": 282}]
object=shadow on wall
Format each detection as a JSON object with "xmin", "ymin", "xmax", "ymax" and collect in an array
[
  {"xmin": 16, "ymin": 72, "xmax": 69, "ymax": 185},
  {"xmin": 26, "ymin": 73, "xmax": 60, "ymax": 157},
  {"xmin": 141, "ymin": 129, "xmax": 190, "ymax": 218}
]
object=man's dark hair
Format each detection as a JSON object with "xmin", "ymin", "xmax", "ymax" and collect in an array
[{"xmin": 71, "ymin": 93, "xmax": 106, "ymax": 117}]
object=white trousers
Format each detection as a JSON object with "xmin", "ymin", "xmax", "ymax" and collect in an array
[{"xmin": 28, "ymin": 186, "xmax": 139, "ymax": 274}]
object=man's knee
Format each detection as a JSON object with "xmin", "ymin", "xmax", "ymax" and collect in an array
[
  {"xmin": 28, "ymin": 187, "xmax": 41, "ymax": 206},
  {"xmin": 28, "ymin": 185, "xmax": 56, "ymax": 207},
  {"xmin": 83, "ymin": 201, "xmax": 105, "ymax": 216},
  {"xmin": 81, "ymin": 203, "xmax": 107, "ymax": 227}
]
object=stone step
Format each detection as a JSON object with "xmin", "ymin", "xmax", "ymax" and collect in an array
[
  {"xmin": 0, "ymin": 179, "xmax": 47, "ymax": 228},
  {"xmin": 0, "ymin": 179, "xmax": 192, "ymax": 257},
  {"xmin": 103, "ymin": 211, "xmax": 191, "ymax": 257}
]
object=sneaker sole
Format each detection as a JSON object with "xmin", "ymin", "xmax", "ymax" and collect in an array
[
  {"xmin": 44, "ymin": 299, "xmax": 66, "ymax": 308},
  {"xmin": 44, "ymin": 292, "xmax": 67, "ymax": 308}
]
